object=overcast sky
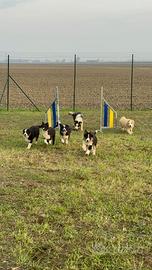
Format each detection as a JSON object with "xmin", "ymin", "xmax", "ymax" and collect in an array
[{"xmin": 0, "ymin": 0, "xmax": 152, "ymax": 59}]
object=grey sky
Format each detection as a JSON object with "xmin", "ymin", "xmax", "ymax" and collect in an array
[
  {"xmin": 0, "ymin": 0, "xmax": 35, "ymax": 9},
  {"xmin": 0, "ymin": 0, "xmax": 152, "ymax": 59}
]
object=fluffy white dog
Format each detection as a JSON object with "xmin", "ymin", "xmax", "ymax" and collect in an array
[{"xmin": 119, "ymin": 116, "xmax": 135, "ymax": 134}]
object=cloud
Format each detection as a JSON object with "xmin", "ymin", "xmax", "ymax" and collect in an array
[{"xmin": 0, "ymin": 0, "xmax": 34, "ymax": 9}]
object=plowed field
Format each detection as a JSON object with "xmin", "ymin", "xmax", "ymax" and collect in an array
[{"xmin": 0, "ymin": 63, "xmax": 152, "ymax": 109}]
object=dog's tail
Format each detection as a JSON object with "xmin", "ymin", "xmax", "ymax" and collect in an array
[
  {"xmin": 55, "ymin": 121, "xmax": 62, "ymax": 128},
  {"xmin": 69, "ymin": 111, "xmax": 83, "ymax": 118},
  {"xmin": 69, "ymin": 111, "xmax": 75, "ymax": 116}
]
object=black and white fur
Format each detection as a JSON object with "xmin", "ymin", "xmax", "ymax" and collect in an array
[
  {"xmin": 23, "ymin": 126, "xmax": 40, "ymax": 149},
  {"xmin": 82, "ymin": 130, "xmax": 97, "ymax": 155},
  {"xmin": 59, "ymin": 123, "xmax": 71, "ymax": 144},
  {"xmin": 40, "ymin": 122, "xmax": 55, "ymax": 145},
  {"xmin": 69, "ymin": 111, "xmax": 83, "ymax": 131}
]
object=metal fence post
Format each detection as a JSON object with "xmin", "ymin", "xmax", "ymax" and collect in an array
[
  {"xmin": 130, "ymin": 54, "xmax": 134, "ymax": 111},
  {"xmin": 73, "ymin": 54, "xmax": 76, "ymax": 111},
  {"xmin": 7, "ymin": 54, "xmax": 10, "ymax": 111}
]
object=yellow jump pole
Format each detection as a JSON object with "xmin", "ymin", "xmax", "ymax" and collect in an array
[
  {"xmin": 47, "ymin": 108, "xmax": 52, "ymax": 127},
  {"xmin": 109, "ymin": 109, "xmax": 114, "ymax": 128}
]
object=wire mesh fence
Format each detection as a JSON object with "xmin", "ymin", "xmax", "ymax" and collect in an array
[{"xmin": 0, "ymin": 52, "xmax": 152, "ymax": 110}]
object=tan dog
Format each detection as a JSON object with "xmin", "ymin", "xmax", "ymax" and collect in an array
[{"xmin": 119, "ymin": 116, "xmax": 135, "ymax": 134}]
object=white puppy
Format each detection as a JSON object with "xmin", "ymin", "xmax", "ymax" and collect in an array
[{"xmin": 119, "ymin": 116, "xmax": 135, "ymax": 135}]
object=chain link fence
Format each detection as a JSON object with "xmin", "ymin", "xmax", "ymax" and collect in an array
[{"xmin": 0, "ymin": 52, "xmax": 152, "ymax": 110}]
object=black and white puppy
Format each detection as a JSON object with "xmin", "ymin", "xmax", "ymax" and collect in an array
[
  {"xmin": 40, "ymin": 122, "xmax": 55, "ymax": 145},
  {"xmin": 69, "ymin": 111, "xmax": 83, "ymax": 131},
  {"xmin": 59, "ymin": 123, "xmax": 71, "ymax": 144},
  {"xmin": 82, "ymin": 130, "xmax": 97, "ymax": 155},
  {"xmin": 23, "ymin": 126, "xmax": 40, "ymax": 149}
]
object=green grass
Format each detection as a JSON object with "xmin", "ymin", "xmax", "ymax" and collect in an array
[{"xmin": 0, "ymin": 109, "xmax": 152, "ymax": 270}]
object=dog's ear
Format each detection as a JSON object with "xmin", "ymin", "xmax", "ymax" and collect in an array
[
  {"xmin": 26, "ymin": 129, "xmax": 31, "ymax": 136},
  {"xmin": 84, "ymin": 129, "xmax": 88, "ymax": 136},
  {"xmin": 94, "ymin": 130, "xmax": 97, "ymax": 135},
  {"xmin": 127, "ymin": 120, "xmax": 130, "ymax": 126}
]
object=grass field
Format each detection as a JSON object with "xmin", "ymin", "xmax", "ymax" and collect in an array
[{"xmin": 0, "ymin": 109, "xmax": 152, "ymax": 270}]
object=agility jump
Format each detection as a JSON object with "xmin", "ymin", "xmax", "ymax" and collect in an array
[
  {"xmin": 100, "ymin": 86, "xmax": 117, "ymax": 131},
  {"xmin": 45, "ymin": 87, "xmax": 60, "ymax": 128}
]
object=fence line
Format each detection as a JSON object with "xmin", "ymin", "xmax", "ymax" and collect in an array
[{"xmin": 0, "ymin": 53, "xmax": 152, "ymax": 110}]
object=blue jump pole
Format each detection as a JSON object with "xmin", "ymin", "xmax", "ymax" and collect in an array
[
  {"xmin": 52, "ymin": 101, "xmax": 57, "ymax": 128},
  {"xmin": 104, "ymin": 102, "xmax": 108, "ymax": 127}
]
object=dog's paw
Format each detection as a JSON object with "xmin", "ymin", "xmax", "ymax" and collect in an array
[
  {"xmin": 127, "ymin": 129, "xmax": 133, "ymax": 135},
  {"xmin": 85, "ymin": 150, "xmax": 90, "ymax": 155},
  {"xmin": 27, "ymin": 143, "xmax": 32, "ymax": 149},
  {"xmin": 82, "ymin": 145, "xmax": 87, "ymax": 151}
]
